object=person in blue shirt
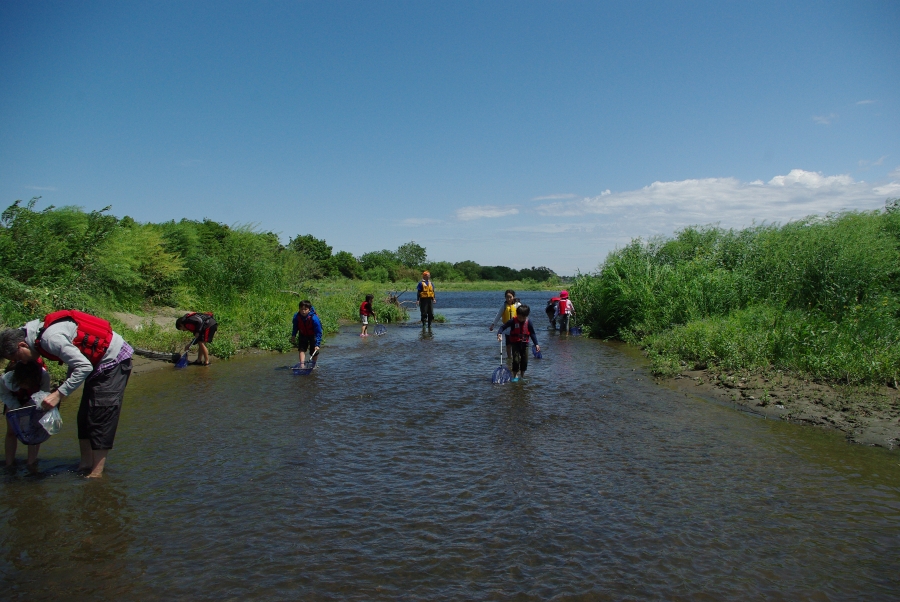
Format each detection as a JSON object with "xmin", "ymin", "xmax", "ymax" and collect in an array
[{"xmin": 290, "ymin": 300, "xmax": 322, "ymax": 366}]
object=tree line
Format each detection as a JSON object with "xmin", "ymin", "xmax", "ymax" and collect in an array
[{"xmin": 0, "ymin": 199, "xmax": 556, "ymax": 328}]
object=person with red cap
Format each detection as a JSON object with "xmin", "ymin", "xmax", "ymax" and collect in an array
[{"xmin": 554, "ymin": 290, "xmax": 576, "ymax": 333}]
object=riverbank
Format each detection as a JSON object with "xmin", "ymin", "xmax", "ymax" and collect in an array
[{"xmin": 660, "ymin": 367, "xmax": 900, "ymax": 450}]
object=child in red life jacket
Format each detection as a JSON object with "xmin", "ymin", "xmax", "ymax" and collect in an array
[
  {"xmin": 291, "ymin": 300, "xmax": 322, "ymax": 366},
  {"xmin": 360, "ymin": 294, "xmax": 377, "ymax": 337},
  {"xmin": 2, "ymin": 360, "xmax": 51, "ymax": 470},
  {"xmin": 497, "ymin": 304, "xmax": 540, "ymax": 383},
  {"xmin": 175, "ymin": 312, "xmax": 218, "ymax": 366},
  {"xmin": 555, "ymin": 290, "xmax": 576, "ymax": 332}
]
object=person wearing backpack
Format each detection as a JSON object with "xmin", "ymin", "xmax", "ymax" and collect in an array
[
  {"xmin": 291, "ymin": 300, "xmax": 322, "ymax": 366},
  {"xmin": 175, "ymin": 312, "xmax": 218, "ymax": 366},
  {"xmin": 497, "ymin": 304, "xmax": 540, "ymax": 383}
]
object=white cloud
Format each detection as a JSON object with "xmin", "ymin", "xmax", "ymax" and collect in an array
[
  {"xmin": 890, "ymin": 166, "xmax": 900, "ymax": 179},
  {"xmin": 767, "ymin": 169, "xmax": 853, "ymax": 187},
  {"xmin": 23, "ymin": 185, "xmax": 57, "ymax": 191},
  {"xmin": 455, "ymin": 205, "xmax": 519, "ymax": 221},
  {"xmin": 856, "ymin": 99, "xmax": 877, "ymax": 105},
  {"xmin": 812, "ymin": 113, "xmax": 838, "ymax": 125},
  {"xmin": 535, "ymin": 169, "xmax": 890, "ymax": 227},
  {"xmin": 874, "ymin": 182, "xmax": 900, "ymax": 197}
]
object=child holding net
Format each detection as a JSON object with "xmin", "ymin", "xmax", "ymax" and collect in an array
[
  {"xmin": 497, "ymin": 304, "xmax": 540, "ymax": 382},
  {"xmin": 2, "ymin": 360, "xmax": 51, "ymax": 471}
]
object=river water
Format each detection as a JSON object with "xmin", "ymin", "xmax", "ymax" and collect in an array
[{"xmin": 2, "ymin": 291, "xmax": 899, "ymax": 600}]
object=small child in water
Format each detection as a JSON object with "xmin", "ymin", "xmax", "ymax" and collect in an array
[
  {"xmin": 2, "ymin": 361, "xmax": 51, "ymax": 470},
  {"xmin": 489, "ymin": 289, "xmax": 521, "ymax": 359},
  {"xmin": 497, "ymin": 304, "xmax": 540, "ymax": 382},
  {"xmin": 360, "ymin": 294, "xmax": 377, "ymax": 337},
  {"xmin": 291, "ymin": 300, "xmax": 322, "ymax": 366}
]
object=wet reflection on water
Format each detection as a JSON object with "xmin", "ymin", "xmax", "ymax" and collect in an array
[{"xmin": 2, "ymin": 292, "xmax": 899, "ymax": 600}]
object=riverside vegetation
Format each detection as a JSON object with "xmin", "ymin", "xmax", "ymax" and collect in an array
[
  {"xmin": 569, "ymin": 200, "xmax": 900, "ymax": 443},
  {"xmin": 0, "ymin": 199, "xmax": 559, "ymax": 368}
]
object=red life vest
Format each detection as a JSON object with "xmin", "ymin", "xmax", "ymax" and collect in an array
[
  {"xmin": 558, "ymin": 299, "xmax": 569, "ymax": 314},
  {"xmin": 35, "ymin": 310, "xmax": 114, "ymax": 367},
  {"xmin": 508, "ymin": 318, "xmax": 532, "ymax": 344},
  {"xmin": 359, "ymin": 301, "xmax": 373, "ymax": 316},
  {"xmin": 295, "ymin": 313, "xmax": 317, "ymax": 336},
  {"xmin": 182, "ymin": 312, "xmax": 214, "ymax": 333}
]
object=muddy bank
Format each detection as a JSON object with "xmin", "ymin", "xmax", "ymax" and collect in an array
[{"xmin": 660, "ymin": 368, "xmax": 900, "ymax": 451}]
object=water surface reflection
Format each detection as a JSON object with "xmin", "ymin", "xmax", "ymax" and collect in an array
[{"xmin": 1, "ymin": 292, "xmax": 898, "ymax": 600}]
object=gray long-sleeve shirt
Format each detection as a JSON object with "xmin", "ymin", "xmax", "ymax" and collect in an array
[{"xmin": 23, "ymin": 319, "xmax": 125, "ymax": 397}]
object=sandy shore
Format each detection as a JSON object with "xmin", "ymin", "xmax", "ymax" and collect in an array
[{"xmin": 659, "ymin": 368, "xmax": 900, "ymax": 451}]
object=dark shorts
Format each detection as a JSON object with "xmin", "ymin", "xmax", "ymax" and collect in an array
[
  {"xmin": 511, "ymin": 343, "xmax": 529, "ymax": 373},
  {"xmin": 296, "ymin": 335, "xmax": 315, "ymax": 354},
  {"xmin": 198, "ymin": 321, "xmax": 218, "ymax": 343},
  {"xmin": 77, "ymin": 358, "xmax": 132, "ymax": 450}
]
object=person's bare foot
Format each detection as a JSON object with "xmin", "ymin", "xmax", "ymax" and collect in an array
[
  {"xmin": 25, "ymin": 462, "xmax": 38, "ymax": 474},
  {"xmin": 75, "ymin": 465, "xmax": 91, "ymax": 474},
  {"xmin": 85, "ymin": 471, "xmax": 104, "ymax": 479}
]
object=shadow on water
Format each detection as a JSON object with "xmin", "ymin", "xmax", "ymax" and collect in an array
[{"xmin": 2, "ymin": 291, "xmax": 899, "ymax": 600}]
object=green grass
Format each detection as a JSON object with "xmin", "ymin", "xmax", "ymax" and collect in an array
[{"xmin": 571, "ymin": 206, "xmax": 900, "ymax": 386}]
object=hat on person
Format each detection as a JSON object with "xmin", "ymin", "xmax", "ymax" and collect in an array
[
  {"xmin": 560, "ymin": 290, "xmax": 569, "ymax": 298},
  {"xmin": 422, "ymin": 271, "xmax": 430, "ymax": 277}
]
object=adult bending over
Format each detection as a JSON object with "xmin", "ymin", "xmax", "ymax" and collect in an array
[{"xmin": 0, "ymin": 310, "xmax": 132, "ymax": 478}]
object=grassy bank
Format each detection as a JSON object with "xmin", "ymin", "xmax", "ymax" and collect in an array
[{"xmin": 570, "ymin": 203, "xmax": 900, "ymax": 387}]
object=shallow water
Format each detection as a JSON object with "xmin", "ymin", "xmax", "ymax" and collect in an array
[{"xmin": 2, "ymin": 291, "xmax": 899, "ymax": 600}]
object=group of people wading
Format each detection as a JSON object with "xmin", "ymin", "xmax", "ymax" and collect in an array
[
  {"xmin": 0, "ymin": 309, "xmax": 217, "ymax": 476},
  {"xmin": 488, "ymin": 288, "xmax": 576, "ymax": 382},
  {"xmin": 0, "ymin": 273, "xmax": 574, "ymax": 475}
]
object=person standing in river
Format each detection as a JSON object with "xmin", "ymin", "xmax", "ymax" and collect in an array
[
  {"xmin": 0, "ymin": 310, "xmax": 133, "ymax": 478},
  {"xmin": 416, "ymin": 271, "xmax": 436, "ymax": 326},
  {"xmin": 497, "ymin": 304, "xmax": 540, "ymax": 382},
  {"xmin": 555, "ymin": 290, "xmax": 576, "ymax": 333},
  {"xmin": 489, "ymin": 289, "xmax": 520, "ymax": 359},
  {"xmin": 175, "ymin": 311, "xmax": 217, "ymax": 366}
]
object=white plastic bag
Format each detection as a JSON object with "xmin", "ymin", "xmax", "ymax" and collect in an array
[
  {"xmin": 39, "ymin": 408, "xmax": 62, "ymax": 435},
  {"xmin": 33, "ymin": 392, "xmax": 62, "ymax": 435}
]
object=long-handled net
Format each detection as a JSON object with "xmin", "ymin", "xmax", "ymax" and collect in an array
[
  {"xmin": 491, "ymin": 337, "xmax": 512, "ymax": 384},
  {"xmin": 292, "ymin": 349, "xmax": 319, "ymax": 375},
  {"xmin": 175, "ymin": 335, "xmax": 199, "ymax": 369},
  {"xmin": 6, "ymin": 404, "xmax": 51, "ymax": 446},
  {"xmin": 373, "ymin": 319, "xmax": 387, "ymax": 336}
]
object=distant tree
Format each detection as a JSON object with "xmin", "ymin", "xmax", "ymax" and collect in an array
[
  {"xmin": 396, "ymin": 241, "xmax": 427, "ymax": 268},
  {"xmin": 289, "ymin": 234, "xmax": 332, "ymax": 262},
  {"xmin": 426, "ymin": 261, "xmax": 462, "ymax": 281},
  {"xmin": 481, "ymin": 265, "xmax": 520, "ymax": 281},
  {"xmin": 359, "ymin": 249, "xmax": 398, "ymax": 271},
  {"xmin": 518, "ymin": 266, "xmax": 557, "ymax": 281},
  {"xmin": 329, "ymin": 250, "xmax": 360, "ymax": 279},
  {"xmin": 453, "ymin": 260, "xmax": 482, "ymax": 281}
]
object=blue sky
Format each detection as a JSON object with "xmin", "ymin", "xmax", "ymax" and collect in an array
[{"xmin": 1, "ymin": 1, "xmax": 898, "ymax": 275}]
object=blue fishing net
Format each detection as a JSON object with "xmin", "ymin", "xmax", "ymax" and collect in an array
[
  {"xmin": 6, "ymin": 405, "xmax": 51, "ymax": 446},
  {"xmin": 491, "ymin": 365, "xmax": 512, "ymax": 384},
  {"xmin": 373, "ymin": 324, "xmax": 387, "ymax": 336},
  {"xmin": 532, "ymin": 345, "xmax": 543, "ymax": 359}
]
